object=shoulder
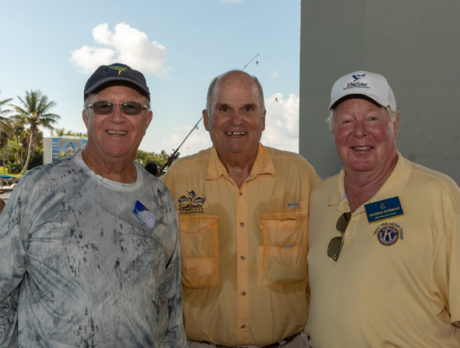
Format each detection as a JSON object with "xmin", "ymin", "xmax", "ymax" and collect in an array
[
  {"xmin": 408, "ymin": 160, "xmax": 460, "ymax": 207},
  {"xmin": 409, "ymin": 160, "xmax": 457, "ymax": 184},
  {"xmin": 18, "ymin": 156, "xmax": 78, "ymax": 186},
  {"xmin": 6, "ymin": 157, "xmax": 84, "ymax": 212},
  {"xmin": 172, "ymin": 148, "xmax": 211, "ymax": 167},
  {"xmin": 163, "ymin": 148, "xmax": 212, "ymax": 177},
  {"xmin": 312, "ymin": 173, "xmax": 339, "ymax": 195},
  {"xmin": 264, "ymin": 145, "xmax": 319, "ymax": 176}
]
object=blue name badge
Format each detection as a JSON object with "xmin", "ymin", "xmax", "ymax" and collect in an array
[
  {"xmin": 364, "ymin": 196, "xmax": 403, "ymax": 223},
  {"xmin": 133, "ymin": 200, "xmax": 156, "ymax": 229}
]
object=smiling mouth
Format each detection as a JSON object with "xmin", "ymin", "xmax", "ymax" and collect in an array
[
  {"xmin": 351, "ymin": 146, "xmax": 372, "ymax": 151},
  {"xmin": 225, "ymin": 131, "xmax": 247, "ymax": 136},
  {"xmin": 106, "ymin": 130, "xmax": 128, "ymax": 136}
]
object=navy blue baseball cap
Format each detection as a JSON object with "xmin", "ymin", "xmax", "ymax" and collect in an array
[{"xmin": 84, "ymin": 63, "xmax": 150, "ymax": 100}]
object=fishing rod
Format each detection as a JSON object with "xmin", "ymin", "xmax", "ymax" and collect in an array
[{"xmin": 160, "ymin": 116, "xmax": 201, "ymax": 172}]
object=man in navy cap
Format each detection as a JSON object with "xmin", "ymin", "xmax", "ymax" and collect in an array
[{"xmin": 0, "ymin": 63, "xmax": 186, "ymax": 347}]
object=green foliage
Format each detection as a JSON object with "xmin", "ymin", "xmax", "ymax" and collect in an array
[
  {"xmin": 0, "ymin": 91, "xmax": 13, "ymax": 150},
  {"xmin": 135, "ymin": 149, "xmax": 169, "ymax": 168},
  {"xmin": 9, "ymin": 162, "xmax": 22, "ymax": 174},
  {"xmin": 28, "ymin": 146, "xmax": 43, "ymax": 169},
  {"xmin": 0, "ymin": 139, "xmax": 19, "ymax": 173},
  {"xmin": 53, "ymin": 128, "xmax": 87, "ymax": 137}
]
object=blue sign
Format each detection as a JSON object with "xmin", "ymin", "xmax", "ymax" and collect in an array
[
  {"xmin": 51, "ymin": 137, "xmax": 87, "ymax": 163},
  {"xmin": 365, "ymin": 196, "xmax": 403, "ymax": 223}
]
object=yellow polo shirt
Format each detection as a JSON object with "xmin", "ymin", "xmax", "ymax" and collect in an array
[
  {"xmin": 306, "ymin": 153, "xmax": 460, "ymax": 347},
  {"xmin": 162, "ymin": 144, "xmax": 320, "ymax": 346}
]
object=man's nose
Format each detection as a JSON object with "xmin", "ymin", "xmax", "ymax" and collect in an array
[
  {"xmin": 231, "ymin": 110, "xmax": 243, "ymax": 125},
  {"xmin": 109, "ymin": 104, "xmax": 125, "ymax": 121},
  {"xmin": 353, "ymin": 119, "xmax": 367, "ymax": 137}
]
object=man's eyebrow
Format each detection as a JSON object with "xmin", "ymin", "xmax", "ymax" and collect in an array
[
  {"xmin": 241, "ymin": 103, "xmax": 257, "ymax": 109},
  {"xmin": 216, "ymin": 102, "xmax": 232, "ymax": 108}
]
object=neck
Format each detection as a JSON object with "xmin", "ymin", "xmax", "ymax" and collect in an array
[
  {"xmin": 344, "ymin": 154, "xmax": 398, "ymax": 211},
  {"xmin": 82, "ymin": 150, "xmax": 137, "ymax": 183},
  {"xmin": 220, "ymin": 151, "xmax": 258, "ymax": 189}
]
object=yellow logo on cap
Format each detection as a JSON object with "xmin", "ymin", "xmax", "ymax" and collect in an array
[{"xmin": 108, "ymin": 64, "xmax": 128, "ymax": 75}]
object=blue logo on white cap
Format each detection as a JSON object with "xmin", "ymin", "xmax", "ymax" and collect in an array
[{"xmin": 352, "ymin": 73, "xmax": 366, "ymax": 81}]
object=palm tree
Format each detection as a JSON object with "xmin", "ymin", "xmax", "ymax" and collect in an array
[
  {"xmin": 10, "ymin": 90, "xmax": 60, "ymax": 174},
  {"xmin": 55, "ymin": 128, "xmax": 66, "ymax": 136},
  {"xmin": 52, "ymin": 127, "xmax": 87, "ymax": 138},
  {"xmin": 10, "ymin": 118, "xmax": 26, "ymax": 165},
  {"xmin": 0, "ymin": 91, "xmax": 13, "ymax": 150}
]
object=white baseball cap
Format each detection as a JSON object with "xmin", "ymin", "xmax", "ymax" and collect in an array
[{"xmin": 329, "ymin": 70, "xmax": 397, "ymax": 110}]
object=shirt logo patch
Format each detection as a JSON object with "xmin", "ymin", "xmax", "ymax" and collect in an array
[
  {"xmin": 133, "ymin": 200, "xmax": 156, "ymax": 229},
  {"xmin": 178, "ymin": 190, "xmax": 205, "ymax": 214},
  {"xmin": 374, "ymin": 222, "xmax": 404, "ymax": 246}
]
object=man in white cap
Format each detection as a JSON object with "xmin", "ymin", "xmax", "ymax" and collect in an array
[
  {"xmin": 305, "ymin": 70, "xmax": 460, "ymax": 347},
  {"xmin": 0, "ymin": 63, "xmax": 186, "ymax": 347}
]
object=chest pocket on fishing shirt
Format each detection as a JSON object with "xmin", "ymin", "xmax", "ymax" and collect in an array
[
  {"xmin": 178, "ymin": 214, "xmax": 219, "ymax": 288},
  {"xmin": 257, "ymin": 211, "xmax": 308, "ymax": 286}
]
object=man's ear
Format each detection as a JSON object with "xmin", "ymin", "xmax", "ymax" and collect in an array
[
  {"xmin": 141, "ymin": 110, "xmax": 153, "ymax": 136},
  {"xmin": 82, "ymin": 109, "xmax": 89, "ymax": 128},
  {"xmin": 393, "ymin": 112, "xmax": 400, "ymax": 139},
  {"xmin": 203, "ymin": 109, "xmax": 210, "ymax": 131},
  {"xmin": 261, "ymin": 109, "xmax": 266, "ymax": 131}
]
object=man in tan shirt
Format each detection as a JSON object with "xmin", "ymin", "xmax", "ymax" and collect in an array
[
  {"xmin": 306, "ymin": 70, "xmax": 460, "ymax": 347},
  {"xmin": 163, "ymin": 70, "xmax": 320, "ymax": 347}
]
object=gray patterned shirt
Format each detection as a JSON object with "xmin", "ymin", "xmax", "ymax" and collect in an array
[{"xmin": 0, "ymin": 153, "xmax": 186, "ymax": 347}]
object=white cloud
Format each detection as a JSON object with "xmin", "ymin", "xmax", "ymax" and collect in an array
[
  {"xmin": 70, "ymin": 45, "xmax": 114, "ymax": 73},
  {"xmin": 271, "ymin": 71, "xmax": 279, "ymax": 79},
  {"xmin": 158, "ymin": 92, "xmax": 299, "ymax": 157},
  {"xmin": 71, "ymin": 23, "xmax": 169, "ymax": 76},
  {"xmin": 261, "ymin": 93, "xmax": 299, "ymax": 152}
]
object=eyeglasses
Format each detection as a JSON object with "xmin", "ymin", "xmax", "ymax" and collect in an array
[
  {"xmin": 327, "ymin": 212, "xmax": 351, "ymax": 261},
  {"xmin": 86, "ymin": 101, "xmax": 149, "ymax": 115}
]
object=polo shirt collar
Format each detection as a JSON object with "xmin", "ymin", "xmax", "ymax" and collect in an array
[
  {"xmin": 206, "ymin": 144, "xmax": 274, "ymax": 182},
  {"xmin": 329, "ymin": 152, "xmax": 411, "ymax": 213}
]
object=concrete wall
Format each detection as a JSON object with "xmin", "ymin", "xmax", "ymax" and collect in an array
[{"xmin": 299, "ymin": 0, "xmax": 460, "ymax": 184}]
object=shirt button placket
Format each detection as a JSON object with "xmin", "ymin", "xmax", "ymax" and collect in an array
[{"xmin": 236, "ymin": 187, "xmax": 249, "ymax": 342}]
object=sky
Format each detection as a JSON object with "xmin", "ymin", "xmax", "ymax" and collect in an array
[{"xmin": 0, "ymin": 0, "xmax": 301, "ymax": 157}]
